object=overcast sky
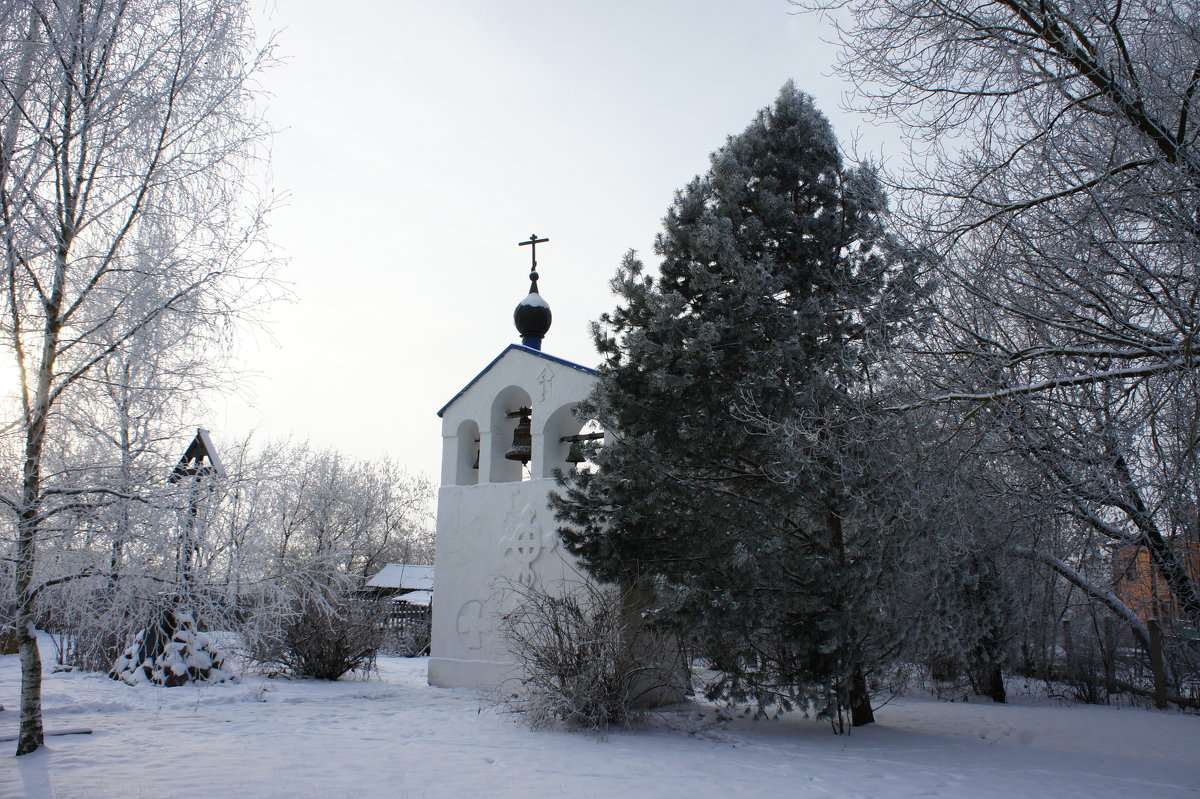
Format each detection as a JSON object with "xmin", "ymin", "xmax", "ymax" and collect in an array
[{"xmin": 219, "ymin": 0, "xmax": 895, "ymax": 480}]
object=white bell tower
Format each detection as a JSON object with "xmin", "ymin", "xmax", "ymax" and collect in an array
[{"xmin": 428, "ymin": 237, "xmax": 598, "ymax": 691}]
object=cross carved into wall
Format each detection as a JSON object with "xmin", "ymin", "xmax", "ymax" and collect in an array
[{"xmin": 456, "ymin": 600, "xmax": 487, "ymax": 650}]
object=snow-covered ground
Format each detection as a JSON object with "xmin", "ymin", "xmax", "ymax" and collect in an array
[{"xmin": 1, "ymin": 634, "xmax": 1197, "ymax": 799}]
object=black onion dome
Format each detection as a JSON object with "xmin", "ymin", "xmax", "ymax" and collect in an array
[{"xmin": 514, "ymin": 270, "xmax": 552, "ymax": 346}]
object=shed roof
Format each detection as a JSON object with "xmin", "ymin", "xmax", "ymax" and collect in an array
[
  {"xmin": 393, "ymin": 590, "xmax": 432, "ymax": 607},
  {"xmin": 365, "ymin": 563, "xmax": 434, "ymax": 591}
]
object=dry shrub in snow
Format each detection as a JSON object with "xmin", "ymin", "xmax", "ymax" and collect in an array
[
  {"xmin": 497, "ymin": 579, "xmax": 687, "ymax": 730},
  {"xmin": 257, "ymin": 593, "xmax": 387, "ymax": 680}
]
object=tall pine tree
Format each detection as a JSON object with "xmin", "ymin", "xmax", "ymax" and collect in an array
[{"xmin": 553, "ymin": 83, "xmax": 926, "ymax": 729}]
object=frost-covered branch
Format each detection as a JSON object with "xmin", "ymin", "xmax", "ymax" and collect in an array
[{"xmin": 1010, "ymin": 546, "xmax": 1150, "ymax": 651}]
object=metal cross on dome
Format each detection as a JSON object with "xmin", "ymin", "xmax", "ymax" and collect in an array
[{"xmin": 518, "ymin": 233, "xmax": 548, "ymax": 277}]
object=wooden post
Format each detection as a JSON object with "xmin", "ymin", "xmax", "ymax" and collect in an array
[
  {"xmin": 1103, "ymin": 617, "xmax": 1116, "ymax": 698},
  {"xmin": 1061, "ymin": 619, "xmax": 1074, "ymax": 680},
  {"xmin": 1147, "ymin": 617, "xmax": 1167, "ymax": 710}
]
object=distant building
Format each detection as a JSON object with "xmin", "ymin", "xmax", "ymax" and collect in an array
[
  {"xmin": 364, "ymin": 563, "xmax": 435, "ymax": 656},
  {"xmin": 363, "ymin": 563, "xmax": 434, "ymax": 606},
  {"xmin": 1113, "ymin": 535, "xmax": 1199, "ymax": 628}
]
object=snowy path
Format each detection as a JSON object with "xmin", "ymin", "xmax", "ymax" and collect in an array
[{"xmin": 1, "ymin": 642, "xmax": 1197, "ymax": 798}]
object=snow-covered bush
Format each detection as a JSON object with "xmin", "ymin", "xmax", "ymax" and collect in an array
[
  {"xmin": 0, "ymin": 608, "xmax": 16, "ymax": 656},
  {"xmin": 111, "ymin": 606, "xmax": 231, "ymax": 686},
  {"xmin": 45, "ymin": 576, "xmax": 152, "ymax": 673},
  {"xmin": 496, "ymin": 580, "xmax": 687, "ymax": 730},
  {"xmin": 54, "ymin": 603, "xmax": 126, "ymax": 674}
]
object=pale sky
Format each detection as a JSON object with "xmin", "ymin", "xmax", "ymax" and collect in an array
[{"xmin": 220, "ymin": 0, "xmax": 894, "ymax": 480}]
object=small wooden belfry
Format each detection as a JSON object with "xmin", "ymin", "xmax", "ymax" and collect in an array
[
  {"xmin": 109, "ymin": 428, "xmax": 231, "ymax": 686},
  {"xmin": 169, "ymin": 428, "xmax": 225, "ymax": 585}
]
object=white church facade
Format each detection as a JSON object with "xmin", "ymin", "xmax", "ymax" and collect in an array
[{"xmin": 427, "ymin": 238, "xmax": 599, "ymax": 691}]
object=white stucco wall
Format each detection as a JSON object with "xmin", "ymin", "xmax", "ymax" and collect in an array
[{"xmin": 428, "ymin": 345, "xmax": 597, "ymax": 691}]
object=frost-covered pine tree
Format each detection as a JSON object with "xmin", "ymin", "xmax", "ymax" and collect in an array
[{"xmin": 553, "ymin": 83, "xmax": 926, "ymax": 729}]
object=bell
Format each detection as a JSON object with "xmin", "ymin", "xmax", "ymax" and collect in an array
[
  {"xmin": 565, "ymin": 441, "xmax": 586, "ymax": 466},
  {"xmin": 471, "ymin": 437, "xmax": 480, "ymax": 470},
  {"xmin": 561, "ymin": 431, "xmax": 603, "ymax": 467},
  {"xmin": 505, "ymin": 410, "xmax": 532, "ymax": 463}
]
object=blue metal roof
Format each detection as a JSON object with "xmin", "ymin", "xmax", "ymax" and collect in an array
[{"xmin": 437, "ymin": 344, "xmax": 597, "ymax": 418}]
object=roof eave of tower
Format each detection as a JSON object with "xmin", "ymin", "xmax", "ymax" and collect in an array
[{"xmin": 436, "ymin": 344, "xmax": 597, "ymax": 418}]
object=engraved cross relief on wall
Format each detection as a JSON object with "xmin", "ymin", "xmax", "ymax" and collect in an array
[{"xmin": 500, "ymin": 503, "xmax": 558, "ymax": 586}]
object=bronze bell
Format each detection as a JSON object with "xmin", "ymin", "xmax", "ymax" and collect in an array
[
  {"xmin": 471, "ymin": 437, "xmax": 480, "ymax": 470},
  {"xmin": 505, "ymin": 409, "xmax": 532, "ymax": 463},
  {"xmin": 565, "ymin": 441, "xmax": 586, "ymax": 466}
]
